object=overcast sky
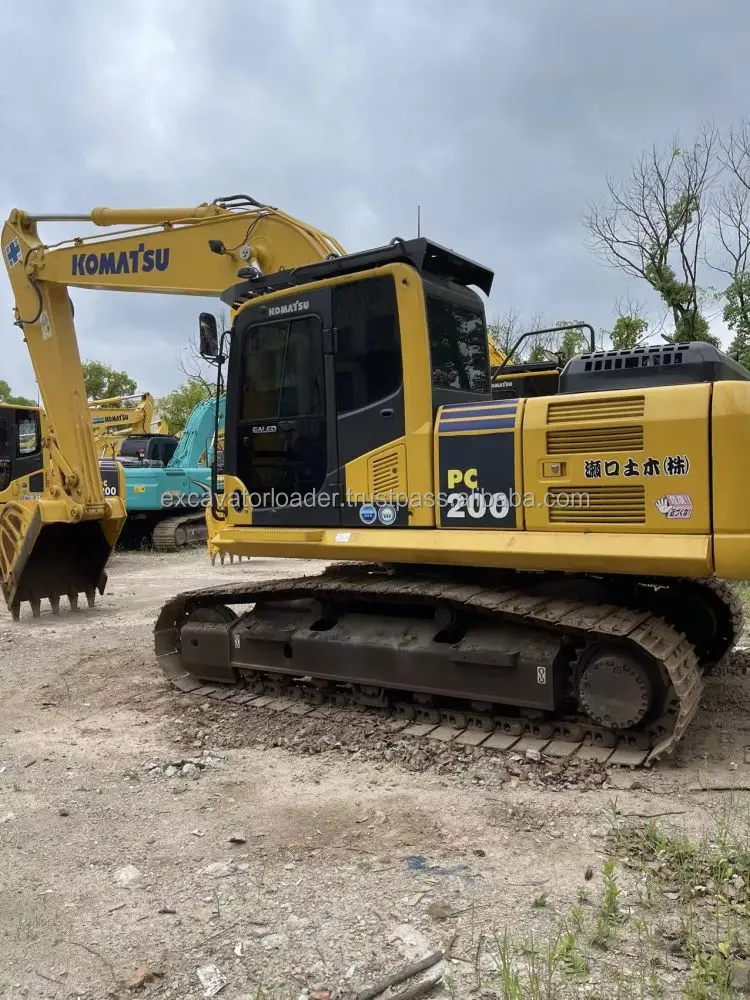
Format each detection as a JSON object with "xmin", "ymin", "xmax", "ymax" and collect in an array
[{"xmin": 2, "ymin": 0, "xmax": 750, "ymax": 400}]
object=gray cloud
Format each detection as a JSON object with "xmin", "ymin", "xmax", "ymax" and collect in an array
[{"xmin": 2, "ymin": 0, "xmax": 749, "ymax": 398}]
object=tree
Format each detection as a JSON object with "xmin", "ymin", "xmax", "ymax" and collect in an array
[
  {"xmin": 82, "ymin": 360, "xmax": 137, "ymax": 400},
  {"xmin": 158, "ymin": 380, "xmax": 212, "ymax": 435},
  {"xmin": 609, "ymin": 315, "xmax": 648, "ymax": 350},
  {"xmin": 0, "ymin": 379, "xmax": 36, "ymax": 407},
  {"xmin": 487, "ymin": 309, "xmax": 547, "ymax": 364},
  {"xmin": 723, "ymin": 274, "xmax": 750, "ymax": 368},
  {"xmin": 712, "ymin": 121, "xmax": 750, "ymax": 364},
  {"xmin": 583, "ymin": 123, "xmax": 719, "ymax": 343}
]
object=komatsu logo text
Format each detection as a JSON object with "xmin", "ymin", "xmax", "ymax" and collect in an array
[
  {"xmin": 268, "ymin": 300, "xmax": 309, "ymax": 317},
  {"xmin": 71, "ymin": 243, "xmax": 170, "ymax": 277}
]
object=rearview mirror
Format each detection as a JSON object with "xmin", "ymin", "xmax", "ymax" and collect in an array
[{"xmin": 199, "ymin": 312, "xmax": 218, "ymax": 358}]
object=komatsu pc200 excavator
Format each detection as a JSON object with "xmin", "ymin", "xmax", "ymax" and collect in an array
[{"xmin": 3, "ymin": 194, "xmax": 748, "ymax": 767}]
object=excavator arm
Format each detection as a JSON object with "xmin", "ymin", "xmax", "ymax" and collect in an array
[
  {"xmin": 89, "ymin": 392, "xmax": 169, "ymax": 458},
  {"xmin": 1, "ymin": 194, "xmax": 345, "ymax": 618}
]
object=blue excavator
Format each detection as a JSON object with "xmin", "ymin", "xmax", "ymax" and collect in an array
[{"xmin": 100, "ymin": 394, "xmax": 225, "ymax": 551}]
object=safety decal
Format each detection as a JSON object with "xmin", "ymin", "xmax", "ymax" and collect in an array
[
  {"xmin": 4, "ymin": 238, "xmax": 21, "ymax": 267},
  {"xmin": 359, "ymin": 503, "xmax": 378, "ymax": 525},
  {"xmin": 655, "ymin": 494, "xmax": 693, "ymax": 519},
  {"xmin": 584, "ymin": 455, "xmax": 690, "ymax": 479},
  {"xmin": 40, "ymin": 311, "xmax": 51, "ymax": 341},
  {"xmin": 377, "ymin": 503, "xmax": 396, "ymax": 525}
]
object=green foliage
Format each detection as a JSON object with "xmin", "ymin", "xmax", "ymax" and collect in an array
[
  {"xmin": 158, "ymin": 379, "xmax": 212, "ymax": 435},
  {"xmin": 4, "ymin": 393, "xmax": 36, "ymax": 407},
  {"xmin": 559, "ymin": 326, "xmax": 589, "ymax": 359},
  {"xmin": 0, "ymin": 379, "xmax": 36, "ymax": 407},
  {"xmin": 609, "ymin": 315, "xmax": 648, "ymax": 349},
  {"xmin": 82, "ymin": 360, "xmax": 137, "ymax": 400},
  {"xmin": 672, "ymin": 310, "xmax": 718, "ymax": 344},
  {"xmin": 723, "ymin": 273, "xmax": 750, "ymax": 368}
]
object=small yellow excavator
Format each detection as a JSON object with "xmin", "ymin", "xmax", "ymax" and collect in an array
[
  {"xmin": 3, "ymin": 193, "xmax": 748, "ymax": 768},
  {"xmin": 89, "ymin": 392, "xmax": 172, "ymax": 459}
]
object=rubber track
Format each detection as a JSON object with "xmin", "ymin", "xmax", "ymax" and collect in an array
[
  {"xmin": 152, "ymin": 513, "xmax": 208, "ymax": 552},
  {"xmin": 154, "ymin": 567, "xmax": 705, "ymax": 768}
]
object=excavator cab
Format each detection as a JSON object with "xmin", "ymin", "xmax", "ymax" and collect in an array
[
  {"xmin": 0, "ymin": 404, "xmax": 122, "ymax": 619},
  {"xmin": 0, "ymin": 404, "xmax": 44, "ymax": 496}
]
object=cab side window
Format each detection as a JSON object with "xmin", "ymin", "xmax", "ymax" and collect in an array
[{"xmin": 16, "ymin": 411, "xmax": 40, "ymax": 457}]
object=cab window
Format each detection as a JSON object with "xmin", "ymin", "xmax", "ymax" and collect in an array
[
  {"xmin": 425, "ymin": 295, "xmax": 489, "ymax": 393},
  {"xmin": 16, "ymin": 411, "xmax": 40, "ymax": 456}
]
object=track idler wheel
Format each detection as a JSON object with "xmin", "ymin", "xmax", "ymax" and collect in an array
[{"xmin": 575, "ymin": 645, "xmax": 656, "ymax": 730}]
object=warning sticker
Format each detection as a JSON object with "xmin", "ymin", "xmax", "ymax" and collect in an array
[{"xmin": 655, "ymin": 494, "xmax": 693, "ymax": 519}]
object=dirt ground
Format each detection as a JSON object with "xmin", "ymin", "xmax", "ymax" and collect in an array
[{"xmin": 1, "ymin": 550, "xmax": 750, "ymax": 999}]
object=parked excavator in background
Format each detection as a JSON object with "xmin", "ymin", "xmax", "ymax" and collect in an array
[
  {"xmin": 0, "ymin": 399, "xmax": 126, "ymax": 618},
  {"xmin": 89, "ymin": 391, "xmax": 174, "ymax": 459},
  {"xmin": 2, "ymin": 193, "xmax": 747, "ymax": 769},
  {"xmin": 117, "ymin": 393, "xmax": 226, "ymax": 551}
]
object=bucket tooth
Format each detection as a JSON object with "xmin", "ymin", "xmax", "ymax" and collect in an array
[
  {"xmin": 68, "ymin": 592, "xmax": 79, "ymax": 611},
  {"xmin": 210, "ymin": 552, "xmax": 217, "ymax": 566},
  {"xmin": 229, "ymin": 554, "xmax": 234, "ymax": 564},
  {"xmin": 30, "ymin": 598, "xmax": 41, "ymax": 619},
  {"xmin": 10, "ymin": 601, "xmax": 20, "ymax": 622},
  {"xmin": 50, "ymin": 596, "xmax": 60, "ymax": 614},
  {"xmin": 85, "ymin": 588, "xmax": 96, "ymax": 608},
  {"xmin": 220, "ymin": 552, "xmax": 226, "ymax": 566}
]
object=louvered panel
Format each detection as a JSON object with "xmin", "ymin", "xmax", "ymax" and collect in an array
[
  {"xmin": 547, "ymin": 395, "xmax": 645, "ymax": 424},
  {"xmin": 546, "ymin": 425, "xmax": 644, "ymax": 455},
  {"xmin": 546, "ymin": 485, "xmax": 646, "ymax": 524},
  {"xmin": 369, "ymin": 446, "xmax": 404, "ymax": 499}
]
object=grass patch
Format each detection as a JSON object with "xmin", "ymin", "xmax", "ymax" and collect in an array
[{"xmin": 475, "ymin": 797, "xmax": 750, "ymax": 998}]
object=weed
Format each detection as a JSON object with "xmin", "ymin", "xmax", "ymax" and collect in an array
[{"xmin": 590, "ymin": 858, "xmax": 624, "ymax": 950}]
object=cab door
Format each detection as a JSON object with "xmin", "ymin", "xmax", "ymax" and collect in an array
[
  {"xmin": 233, "ymin": 288, "xmax": 340, "ymax": 526},
  {"xmin": 331, "ymin": 274, "xmax": 406, "ymax": 527}
]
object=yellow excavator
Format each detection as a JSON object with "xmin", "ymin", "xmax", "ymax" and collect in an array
[
  {"xmin": 2, "ymin": 194, "xmax": 748, "ymax": 768},
  {"xmin": 89, "ymin": 392, "xmax": 171, "ymax": 459},
  {"xmin": 0, "ymin": 397, "xmax": 127, "ymax": 618}
]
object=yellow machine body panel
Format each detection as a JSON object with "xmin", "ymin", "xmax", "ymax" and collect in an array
[{"xmin": 521, "ymin": 383, "xmax": 710, "ymax": 535}]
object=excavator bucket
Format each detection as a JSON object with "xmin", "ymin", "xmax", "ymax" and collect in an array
[{"xmin": 0, "ymin": 500, "xmax": 123, "ymax": 620}]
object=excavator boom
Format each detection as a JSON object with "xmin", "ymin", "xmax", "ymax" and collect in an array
[{"xmin": 1, "ymin": 194, "xmax": 346, "ymax": 618}]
